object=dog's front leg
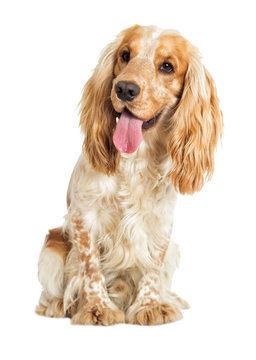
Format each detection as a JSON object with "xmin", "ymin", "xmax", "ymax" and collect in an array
[
  {"xmin": 70, "ymin": 212, "xmax": 124, "ymax": 325},
  {"xmin": 126, "ymin": 244, "xmax": 183, "ymax": 325}
]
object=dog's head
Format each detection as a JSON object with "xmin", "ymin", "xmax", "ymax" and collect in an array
[{"xmin": 80, "ymin": 25, "xmax": 223, "ymax": 194}]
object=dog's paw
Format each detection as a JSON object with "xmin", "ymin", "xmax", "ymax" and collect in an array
[
  {"xmin": 71, "ymin": 304, "xmax": 125, "ymax": 325},
  {"xmin": 35, "ymin": 298, "xmax": 65, "ymax": 318},
  {"xmin": 126, "ymin": 302, "xmax": 183, "ymax": 325}
]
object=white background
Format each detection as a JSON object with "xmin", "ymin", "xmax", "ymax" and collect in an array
[{"xmin": 1, "ymin": 0, "xmax": 255, "ymax": 359}]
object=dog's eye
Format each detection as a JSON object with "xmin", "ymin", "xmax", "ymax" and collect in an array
[
  {"xmin": 121, "ymin": 51, "xmax": 130, "ymax": 63},
  {"xmin": 159, "ymin": 62, "xmax": 174, "ymax": 74}
]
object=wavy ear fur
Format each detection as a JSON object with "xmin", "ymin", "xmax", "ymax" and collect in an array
[
  {"xmin": 167, "ymin": 47, "xmax": 223, "ymax": 194},
  {"xmin": 79, "ymin": 37, "xmax": 122, "ymax": 174}
]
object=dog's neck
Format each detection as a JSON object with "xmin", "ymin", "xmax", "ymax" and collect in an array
[{"xmin": 119, "ymin": 139, "xmax": 172, "ymax": 189}]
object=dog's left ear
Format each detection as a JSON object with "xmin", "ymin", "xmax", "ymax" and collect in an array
[
  {"xmin": 79, "ymin": 37, "xmax": 122, "ymax": 175},
  {"xmin": 167, "ymin": 47, "xmax": 223, "ymax": 194}
]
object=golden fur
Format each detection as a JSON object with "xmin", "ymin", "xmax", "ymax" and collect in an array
[
  {"xmin": 36, "ymin": 25, "xmax": 223, "ymax": 325},
  {"xmin": 81, "ymin": 25, "xmax": 222, "ymax": 192}
]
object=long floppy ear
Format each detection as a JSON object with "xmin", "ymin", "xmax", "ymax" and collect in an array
[
  {"xmin": 79, "ymin": 37, "xmax": 122, "ymax": 175},
  {"xmin": 167, "ymin": 48, "xmax": 223, "ymax": 194}
]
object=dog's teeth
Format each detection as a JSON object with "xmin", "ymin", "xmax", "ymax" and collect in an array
[{"xmin": 116, "ymin": 116, "xmax": 119, "ymax": 123}]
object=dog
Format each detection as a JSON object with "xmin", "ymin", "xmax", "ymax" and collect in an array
[{"xmin": 36, "ymin": 25, "xmax": 223, "ymax": 325}]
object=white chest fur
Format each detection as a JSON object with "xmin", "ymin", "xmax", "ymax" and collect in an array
[{"xmin": 67, "ymin": 144, "xmax": 177, "ymax": 272}]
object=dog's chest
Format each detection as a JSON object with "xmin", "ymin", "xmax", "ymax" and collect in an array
[
  {"xmin": 87, "ymin": 154, "xmax": 175, "ymax": 245},
  {"xmin": 74, "ymin": 152, "xmax": 176, "ymax": 269}
]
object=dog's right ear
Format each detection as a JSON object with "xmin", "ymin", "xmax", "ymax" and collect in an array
[{"xmin": 79, "ymin": 36, "xmax": 123, "ymax": 175}]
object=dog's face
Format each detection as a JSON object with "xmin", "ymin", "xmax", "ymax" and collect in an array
[
  {"xmin": 80, "ymin": 25, "xmax": 223, "ymax": 194},
  {"xmin": 111, "ymin": 26, "xmax": 188, "ymax": 123}
]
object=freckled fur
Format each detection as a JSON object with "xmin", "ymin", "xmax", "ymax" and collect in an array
[{"xmin": 36, "ymin": 25, "xmax": 222, "ymax": 325}]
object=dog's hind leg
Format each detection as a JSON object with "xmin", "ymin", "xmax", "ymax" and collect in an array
[{"xmin": 36, "ymin": 227, "xmax": 71, "ymax": 317}]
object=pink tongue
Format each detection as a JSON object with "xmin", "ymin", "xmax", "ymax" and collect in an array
[{"xmin": 113, "ymin": 109, "xmax": 143, "ymax": 153}]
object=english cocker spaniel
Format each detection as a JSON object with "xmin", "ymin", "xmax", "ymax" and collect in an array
[{"xmin": 36, "ymin": 25, "xmax": 223, "ymax": 325}]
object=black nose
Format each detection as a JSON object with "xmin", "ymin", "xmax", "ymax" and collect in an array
[{"xmin": 115, "ymin": 81, "xmax": 140, "ymax": 101}]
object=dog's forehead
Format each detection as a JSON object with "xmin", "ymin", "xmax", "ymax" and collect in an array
[
  {"xmin": 137, "ymin": 27, "xmax": 162, "ymax": 59},
  {"xmin": 124, "ymin": 26, "xmax": 182, "ymax": 60}
]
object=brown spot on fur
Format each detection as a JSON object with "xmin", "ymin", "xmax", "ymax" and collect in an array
[
  {"xmin": 79, "ymin": 230, "xmax": 90, "ymax": 249},
  {"xmin": 71, "ymin": 214, "xmax": 113, "ymax": 313},
  {"xmin": 45, "ymin": 227, "xmax": 71, "ymax": 261},
  {"xmin": 149, "ymin": 287, "xmax": 159, "ymax": 296},
  {"xmin": 72, "ymin": 220, "xmax": 104, "ymax": 282}
]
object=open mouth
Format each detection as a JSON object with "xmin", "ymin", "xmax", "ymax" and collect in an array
[
  {"xmin": 141, "ymin": 110, "xmax": 163, "ymax": 129},
  {"xmin": 116, "ymin": 108, "xmax": 163, "ymax": 130},
  {"xmin": 113, "ymin": 108, "xmax": 164, "ymax": 154}
]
